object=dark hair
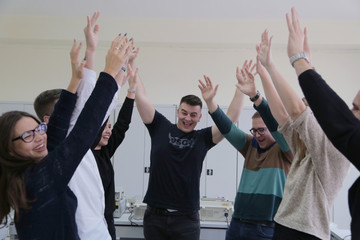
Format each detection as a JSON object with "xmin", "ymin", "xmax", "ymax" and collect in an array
[
  {"xmin": 0, "ymin": 111, "xmax": 40, "ymax": 223},
  {"xmin": 180, "ymin": 95, "xmax": 202, "ymax": 109},
  {"xmin": 252, "ymin": 111, "xmax": 261, "ymax": 119},
  {"xmin": 33, "ymin": 89, "xmax": 62, "ymax": 121}
]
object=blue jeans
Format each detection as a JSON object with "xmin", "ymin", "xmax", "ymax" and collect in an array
[
  {"xmin": 225, "ymin": 218, "xmax": 274, "ymax": 240},
  {"xmin": 143, "ymin": 206, "xmax": 200, "ymax": 240}
]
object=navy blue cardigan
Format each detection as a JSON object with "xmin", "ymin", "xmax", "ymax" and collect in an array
[{"xmin": 15, "ymin": 72, "xmax": 118, "ymax": 240}]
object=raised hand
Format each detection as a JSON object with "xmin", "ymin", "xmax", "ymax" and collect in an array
[
  {"xmin": 257, "ymin": 30, "xmax": 273, "ymax": 68},
  {"xmin": 236, "ymin": 60, "xmax": 257, "ymax": 97},
  {"xmin": 68, "ymin": 39, "xmax": 86, "ymax": 93},
  {"xmin": 128, "ymin": 38, "xmax": 139, "ymax": 64},
  {"xmin": 104, "ymin": 35, "xmax": 132, "ymax": 81},
  {"xmin": 286, "ymin": 7, "xmax": 305, "ymax": 58},
  {"xmin": 84, "ymin": 11, "xmax": 100, "ymax": 52},
  {"xmin": 198, "ymin": 75, "xmax": 219, "ymax": 103}
]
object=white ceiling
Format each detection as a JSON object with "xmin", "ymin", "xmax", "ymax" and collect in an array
[{"xmin": 0, "ymin": 0, "xmax": 360, "ymax": 20}]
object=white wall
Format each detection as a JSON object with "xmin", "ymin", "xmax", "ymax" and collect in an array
[{"xmin": 0, "ymin": 16, "xmax": 359, "ymax": 107}]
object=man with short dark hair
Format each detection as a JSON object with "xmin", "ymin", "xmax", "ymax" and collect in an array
[
  {"xmin": 134, "ymin": 71, "xmax": 244, "ymax": 239},
  {"xmin": 201, "ymin": 62, "xmax": 293, "ymax": 240},
  {"xmin": 33, "ymin": 89, "xmax": 62, "ymax": 123}
]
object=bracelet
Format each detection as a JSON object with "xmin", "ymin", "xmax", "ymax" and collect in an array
[
  {"xmin": 249, "ymin": 90, "xmax": 260, "ymax": 102},
  {"xmin": 128, "ymin": 88, "xmax": 136, "ymax": 94},
  {"xmin": 289, "ymin": 52, "xmax": 310, "ymax": 67}
]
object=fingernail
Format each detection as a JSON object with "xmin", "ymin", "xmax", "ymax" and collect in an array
[
  {"xmin": 129, "ymin": 37, "xmax": 133, "ymax": 41},
  {"xmin": 80, "ymin": 42, "xmax": 82, "ymax": 45},
  {"xmin": 118, "ymin": 33, "xmax": 121, "ymax": 36},
  {"xmin": 133, "ymin": 47, "xmax": 135, "ymax": 50},
  {"xmin": 73, "ymin": 38, "xmax": 76, "ymax": 42},
  {"xmin": 124, "ymin": 33, "xmax": 127, "ymax": 36},
  {"xmin": 84, "ymin": 56, "xmax": 87, "ymax": 61}
]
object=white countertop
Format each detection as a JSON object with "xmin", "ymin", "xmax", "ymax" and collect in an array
[{"xmin": 114, "ymin": 212, "xmax": 229, "ymax": 229}]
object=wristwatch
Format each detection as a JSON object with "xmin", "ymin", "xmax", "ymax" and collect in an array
[
  {"xmin": 250, "ymin": 90, "xmax": 260, "ymax": 102},
  {"xmin": 289, "ymin": 52, "xmax": 310, "ymax": 67}
]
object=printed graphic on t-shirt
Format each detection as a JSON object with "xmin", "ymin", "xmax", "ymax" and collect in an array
[{"xmin": 168, "ymin": 133, "xmax": 195, "ymax": 149}]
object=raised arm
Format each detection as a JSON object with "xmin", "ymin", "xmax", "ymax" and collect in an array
[
  {"xmin": 52, "ymin": 34, "xmax": 132, "ymax": 188},
  {"xmin": 133, "ymin": 49, "xmax": 155, "ymax": 124},
  {"xmin": 198, "ymin": 73, "xmax": 245, "ymax": 144},
  {"xmin": 287, "ymin": 7, "xmax": 360, "ymax": 166},
  {"xmin": 255, "ymin": 31, "xmax": 289, "ymax": 126},
  {"xmin": 286, "ymin": 7, "xmax": 313, "ymax": 77},
  {"xmin": 257, "ymin": 29, "xmax": 305, "ymax": 121},
  {"xmin": 236, "ymin": 57, "xmax": 290, "ymax": 152},
  {"xmin": 67, "ymin": 39, "xmax": 86, "ymax": 93},
  {"xmin": 105, "ymin": 66, "xmax": 138, "ymax": 157},
  {"xmin": 84, "ymin": 11, "xmax": 100, "ymax": 70},
  {"xmin": 47, "ymin": 40, "xmax": 85, "ymax": 150}
]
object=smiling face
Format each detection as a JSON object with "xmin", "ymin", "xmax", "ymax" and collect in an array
[
  {"xmin": 176, "ymin": 103, "xmax": 202, "ymax": 133},
  {"xmin": 11, "ymin": 117, "xmax": 48, "ymax": 161},
  {"xmin": 96, "ymin": 119, "xmax": 112, "ymax": 149},
  {"xmin": 251, "ymin": 117, "xmax": 275, "ymax": 149}
]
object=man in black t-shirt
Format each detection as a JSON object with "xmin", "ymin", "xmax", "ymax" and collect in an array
[{"xmin": 134, "ymin": 72, "xmax": 245, "ymax": 240}]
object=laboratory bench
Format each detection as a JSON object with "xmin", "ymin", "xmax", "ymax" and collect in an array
[{"xmin": 114, "ymin": 212, "xmax": 229, "ymax": 240}]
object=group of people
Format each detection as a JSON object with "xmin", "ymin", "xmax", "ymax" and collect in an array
[{"xmin": 0, "ymin": 7, "xmax": 359, "ymax": 240}]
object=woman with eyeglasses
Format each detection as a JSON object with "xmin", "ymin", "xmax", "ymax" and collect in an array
[{"xmin": 0, "ymin": 35, "xmax": 132, "ymax": 240}]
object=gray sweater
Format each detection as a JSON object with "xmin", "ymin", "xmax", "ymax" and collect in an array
[{"xmin": 274, "ymin": 107, "xmax": 350, "ymax": 239}]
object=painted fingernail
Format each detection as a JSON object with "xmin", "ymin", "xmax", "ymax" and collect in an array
[
  {"xmin": 121, "ymin": 66, "xmax": 126, "ymax": 72},
  {"xmin": 84, "ymin": 56, "xmax": 87, "ymax": 61},
  {"xmin": 129, "ymin": 37, "xmax": 133, "ymax": 41},
  {"xmin": 124, "ymin": 33, "xmax": 127, "ymax": 36},
  {"xmin": 133, "ymin": 47, "xmax": 135, "ymax": 50},
  {"xmin": 118, "ymin": 33, "xmax": 121, "ymax": 36}
]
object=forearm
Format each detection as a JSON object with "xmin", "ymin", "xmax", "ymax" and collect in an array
[
  {"xmin": 299, "ymin": 69, "xmax": 360, "ymax": 164},
  {"xmin": 226, "ymin": 88, "xmax": 245, "ymax": 122},
  {"xmin": 258, "ymin": 70, "xmax": 289, "ymax": 126},
  {"xmin": 57, "ymin": 72, "xmax": 118, "ymax": 186},
  {"xmin": 210, "ymin": 107, "xmax": 247, "ymax": 150},
  {"xmin": 265, "ymin": 63, "xmax": 305, "ymax": 120},
  {"xmin": 47, "ymin": 90, "xmax": 77, "ymax": 151},
  {"xmin": 293, "ymin": 58, "xmax": 312, "ymax": 77},
  {"xmin": 67, "ymin": 77, "xmax": 81, "ymax": 94},
  {"xmin": 84, "ymin": 48, "xmax": 96, "ymax": 70},
  {"xmin": 134, "ymin": 76, "xmax": 155, "ymax": 124}
]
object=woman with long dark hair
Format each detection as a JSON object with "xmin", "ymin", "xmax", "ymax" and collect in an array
[{"xmin": 0, "ymin": 34, "xmax": 132, "ymax": 240}]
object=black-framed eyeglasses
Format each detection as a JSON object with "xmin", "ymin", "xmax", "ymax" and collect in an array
[
  {"xmin": 249, "ymin": 127, "xmax": 267, "ymax": 136},
  {"xmin": 12, "ymin": 122, "xmax": 47, "ymax": 143}
]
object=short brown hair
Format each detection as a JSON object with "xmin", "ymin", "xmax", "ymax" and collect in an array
[
  {"xmin": 252, "ymin": 111, "xmax": 261, "ymax": 119},
  {"xmin": 33, "ymin": 89, "xmax": 62, "ymax": 121},
  {"xmin": 180, "ymin": 95, "xmax": 202, "ymax": 109}
]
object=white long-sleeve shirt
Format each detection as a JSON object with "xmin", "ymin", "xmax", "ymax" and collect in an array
[{"xmin": 67, "ymin": 68, "xmax": 119, "ymax": 240}]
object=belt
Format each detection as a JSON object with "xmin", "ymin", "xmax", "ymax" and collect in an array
[
  {"xmin": 237, "ymin": 218, "xmax": 275, "ymax": 228},
  {"xmin": 147, "ymin": 205, "xmax": 194, "ymax": 216}
]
